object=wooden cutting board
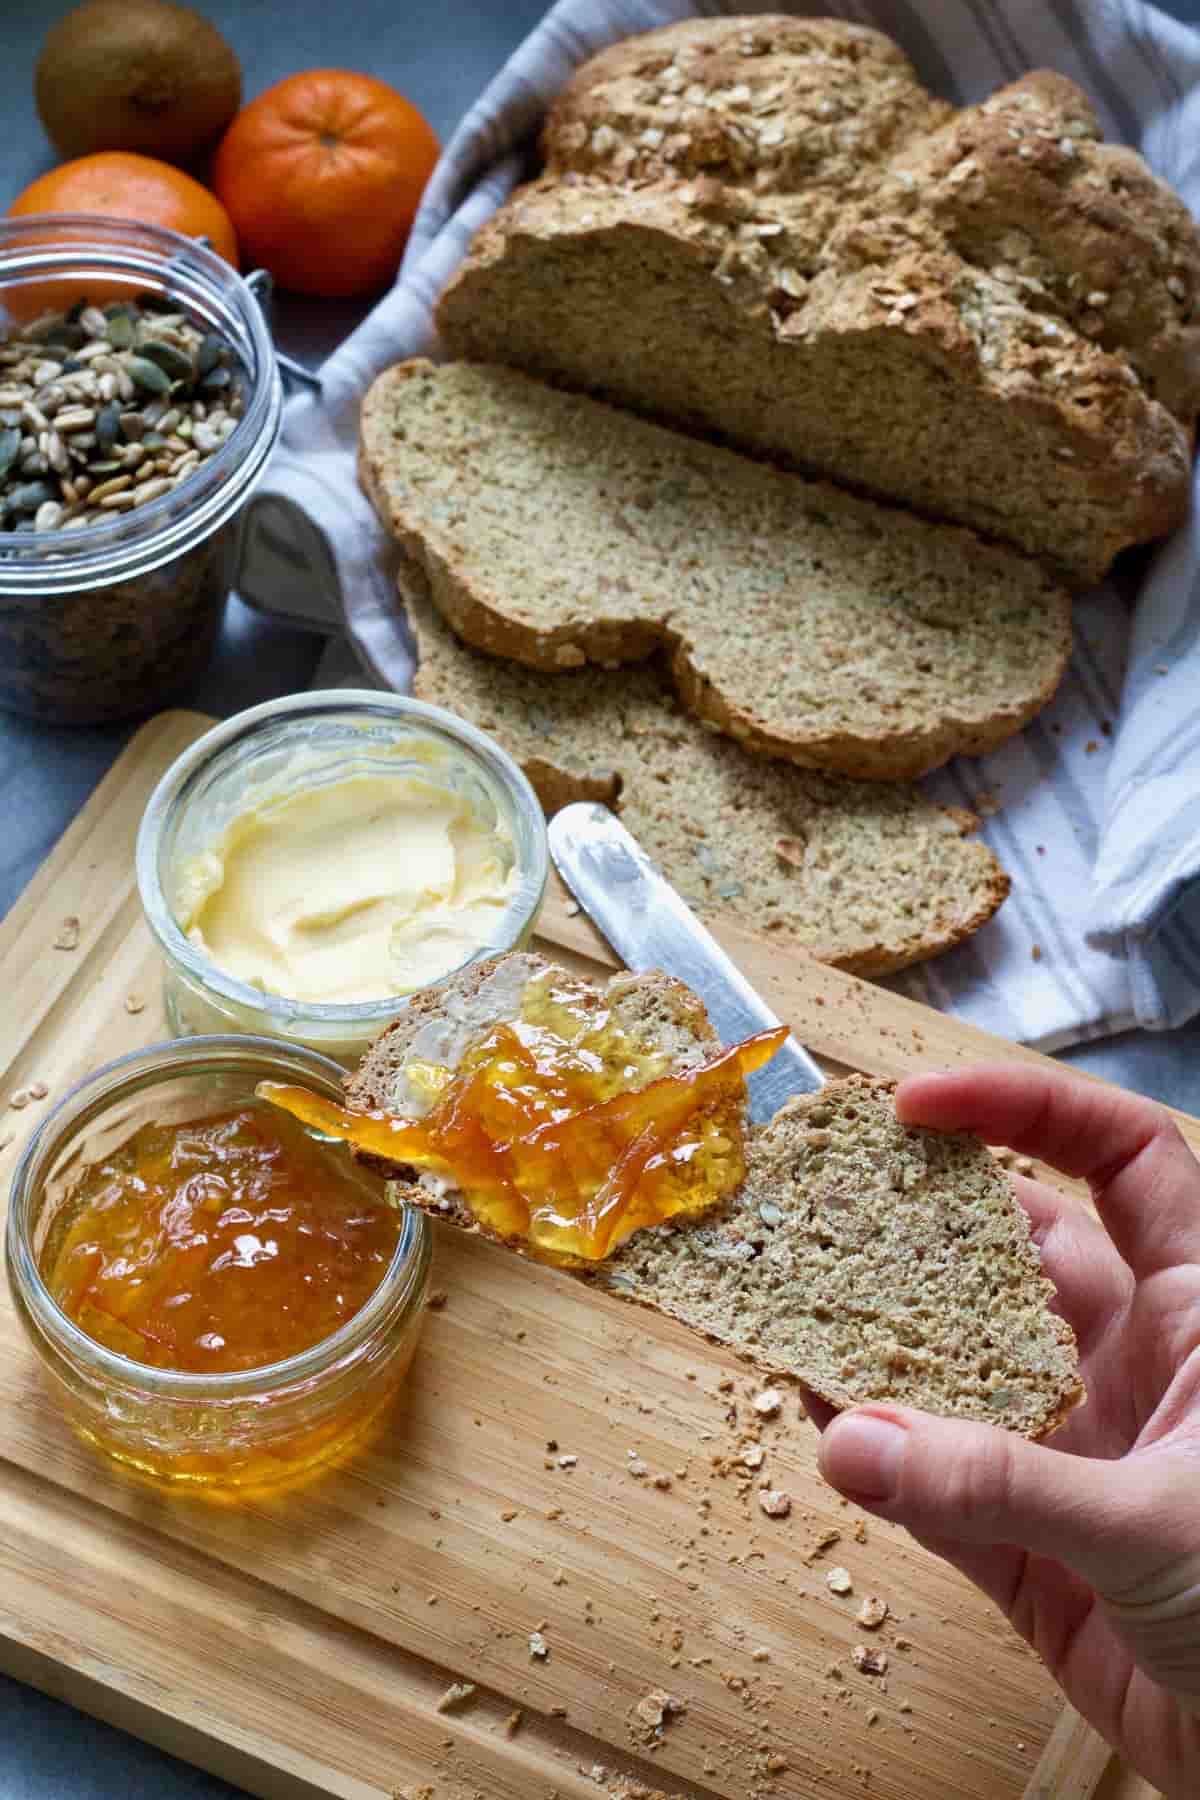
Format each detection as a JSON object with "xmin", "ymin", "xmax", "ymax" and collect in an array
[{"xmin": 0, "ymin": 709, "xmax": 1174, "ymax": 1800}]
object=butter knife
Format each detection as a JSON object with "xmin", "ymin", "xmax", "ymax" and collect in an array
[{"xmin": 547, "ymin": 803, "xmax": 823, "ymax": 1123}]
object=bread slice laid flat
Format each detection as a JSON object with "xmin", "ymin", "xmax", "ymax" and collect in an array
[
  {"xmin": 404, "ymin": 564, "xmax": 1009, "ymax": 977},
  {"xmin": 436, "ymin": 17, "xmax": 1200, "ymax": 589},
  {"xmin": 360, "ymin": 360, "xmax": 1072, "ymax": 783},
  {"xmin": 347, "ymin": 952, "xmax": 1082, "ymax": 1441}
]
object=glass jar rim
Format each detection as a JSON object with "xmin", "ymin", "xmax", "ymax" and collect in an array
[
  {"xmin": 5, "ymin": 1033, "xmax": 431, "ymax": 1400},
  {"xmin": 135, "ymin": 688, "xmax": 551, "ymax": 1028},
  {"xmin": 0, "ymin": 215, "xmax": 282, "ymax": 593}
]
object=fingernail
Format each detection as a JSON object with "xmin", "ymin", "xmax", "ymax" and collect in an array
[{"xmin": 819, "ymin": 1412, "xmax": 908, "ymax": 1501}]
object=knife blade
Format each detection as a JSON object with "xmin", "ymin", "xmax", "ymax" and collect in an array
[{"xmin": 547, "ymin": 802, "xmax": 823, "ymax": 1123}]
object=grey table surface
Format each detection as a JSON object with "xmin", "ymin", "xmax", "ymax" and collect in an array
[{"xmin": 2, "ymin": 0, "xmax": 1200, "ymax": 1794}]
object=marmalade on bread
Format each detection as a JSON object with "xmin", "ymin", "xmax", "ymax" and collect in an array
[{"xmin": 262, "ymin": 976, "xmax": 784, "ymax": 1264}]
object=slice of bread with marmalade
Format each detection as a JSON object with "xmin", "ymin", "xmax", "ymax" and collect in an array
[{"xmin": 347, "ymin": 952, "xmax": 1082, "ymax": 1441}]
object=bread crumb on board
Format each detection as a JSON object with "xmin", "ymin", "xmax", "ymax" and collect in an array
[
  {"xmin": 826, "ymin": 1566, "xmax": 854, "ymax": 1595},
  {"xmin": 54, "ymin": 915, "xmax": 80, "ymax": 950},
  {"xmin": 857, "ymin": 1595, "xmax": 888, "ymax": 1630},
  {"xmin": 804, "ymin": 1526, "xmax": 842, "ymax": 1564},
  {"xmin": 630, "ymin": 1688, "xmax": 687, "ymax": 1747},
  {"xmin": 758, "ymin": 1488, "xmax": 791, "ymax": 1519},
  {"xmin": 435, "ymin": 1680, "xmax": 477, "ymax": 1713}
]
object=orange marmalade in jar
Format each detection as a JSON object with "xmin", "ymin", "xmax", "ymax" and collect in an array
[{"xmin": 5, "ymin": 1037, "xmax": 430, "ymax": 1495}]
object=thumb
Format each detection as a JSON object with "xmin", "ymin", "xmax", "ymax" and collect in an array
[{"xmin": 818, "ymin": 1405, "xmax": 1166, "ymax": 1596}]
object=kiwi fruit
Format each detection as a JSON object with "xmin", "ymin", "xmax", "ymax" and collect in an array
[{"xmin": 36, "ymin": 0, "xmax": 242, "ymax": 165}]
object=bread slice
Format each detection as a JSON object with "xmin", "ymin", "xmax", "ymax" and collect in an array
[
  {"xmin": 347, "ymin": 952, "xmax": 1082, "ymax": 1440},
  {"xmin": 360, "ymin": 360, "xmax": 1072, "ymax": 783},
  {"xmin": 403, "ymin": 562, "xmax": 1009, "ymax": 977},
  {"xmin": 601, "ymin": 1074, "xmax": 1082, "ymax": 1440},
  {"xmin": 436, "ymin": 18, "xmax": 1199, "ymax": 588}
]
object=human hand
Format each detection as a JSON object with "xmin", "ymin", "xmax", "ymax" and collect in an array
[{"xmin": 810, "ymin": 1063, "xmax": 1200, "ymax": 1800}]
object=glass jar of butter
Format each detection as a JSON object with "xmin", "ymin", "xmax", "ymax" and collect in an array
[
  {"xmin": 5, "ymin": 1035, "xmax": 431, "ymax": 1493},
  {"xmin": 136, "ymin": 690, "xmax": 549, "ymax": 1066}
]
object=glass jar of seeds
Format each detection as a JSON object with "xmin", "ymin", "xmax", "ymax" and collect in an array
[{"xmin": 0, "ymin": 216, "xmax": 283, "ymax": 724}]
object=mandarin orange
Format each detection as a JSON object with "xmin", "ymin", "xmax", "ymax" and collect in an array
[
  {"xmin": 9, "ymin": 150, "xmax": 239, "ymax": 262},
  {"xmin": 212, "ymin": 70, "xmax": 438, "ymax": 298}
]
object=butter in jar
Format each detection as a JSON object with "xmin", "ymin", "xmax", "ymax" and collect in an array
[{"xmin": 136, "ymin": 692, "xmax": 549, "ymax": 1065}]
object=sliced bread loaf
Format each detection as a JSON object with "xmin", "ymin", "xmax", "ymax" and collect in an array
[
  {"xmin": 360, "ymin": 359, "xmax": 1072, "ymax": 782},
  {"xmin": 403, "ymin": 562, "xmax": 1009, "ymax": 976},
  {"xmin": 346, "ymin": 952, "xmax": 1082, "ymax": 1441},
  {"xmin": 435, "ymin": 17, "xmax": 1200, "ymax": 588}
]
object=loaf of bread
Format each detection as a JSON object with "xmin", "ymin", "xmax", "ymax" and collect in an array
[
  {"xmin": 360, "ymin": 359, "xmax": 1072, "ymax": 782},
  {"xmin": 436, "ymin": 16, "xmax": 1200, "ymax": 588},
  {"xmin": 346, "ymin": 952, "xmax": 1083, "ymax": 1440},
  {"xmin": 403, "ymin": 560, "xmax": 1009, "ymax": 976}
]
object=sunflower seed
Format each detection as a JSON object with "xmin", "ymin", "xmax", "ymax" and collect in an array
[
  {"xmin": 55, "ymin": 406, "xmax": 96, "ymax": 433},
  {"xmin": 87, "ymin": 474, "xmax": 132, "ymax": 502}
]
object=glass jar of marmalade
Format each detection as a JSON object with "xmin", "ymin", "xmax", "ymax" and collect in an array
[{"xmin": 5, "ymin": 1035, "xmax": 431, "ymax": 1494}]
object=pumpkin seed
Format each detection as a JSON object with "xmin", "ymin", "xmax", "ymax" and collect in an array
[
  {"xmin": 196, "ymin": 333, "xmax": 225, "ymax": 375},
  {"xmin": 95, "ymin": 402, "xmax": 122, "ymax": 450},
  {"xmin": 7, "ymin": 479, "xmax": 56, "ymax": 513},
  {"xmin": 105, "ymin": 312, "xmax": 135, "ymax": 350},
  {"xmin": 0, "ymin": 428, "xmax": 20, "ymax": 475},
  {"xmin": 140, "ymin": 339, "xmax": 194, "ymax": 382},
  {"xmin": 126, "ymin": 355, "xmax": 172, "ymax": 394}
]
